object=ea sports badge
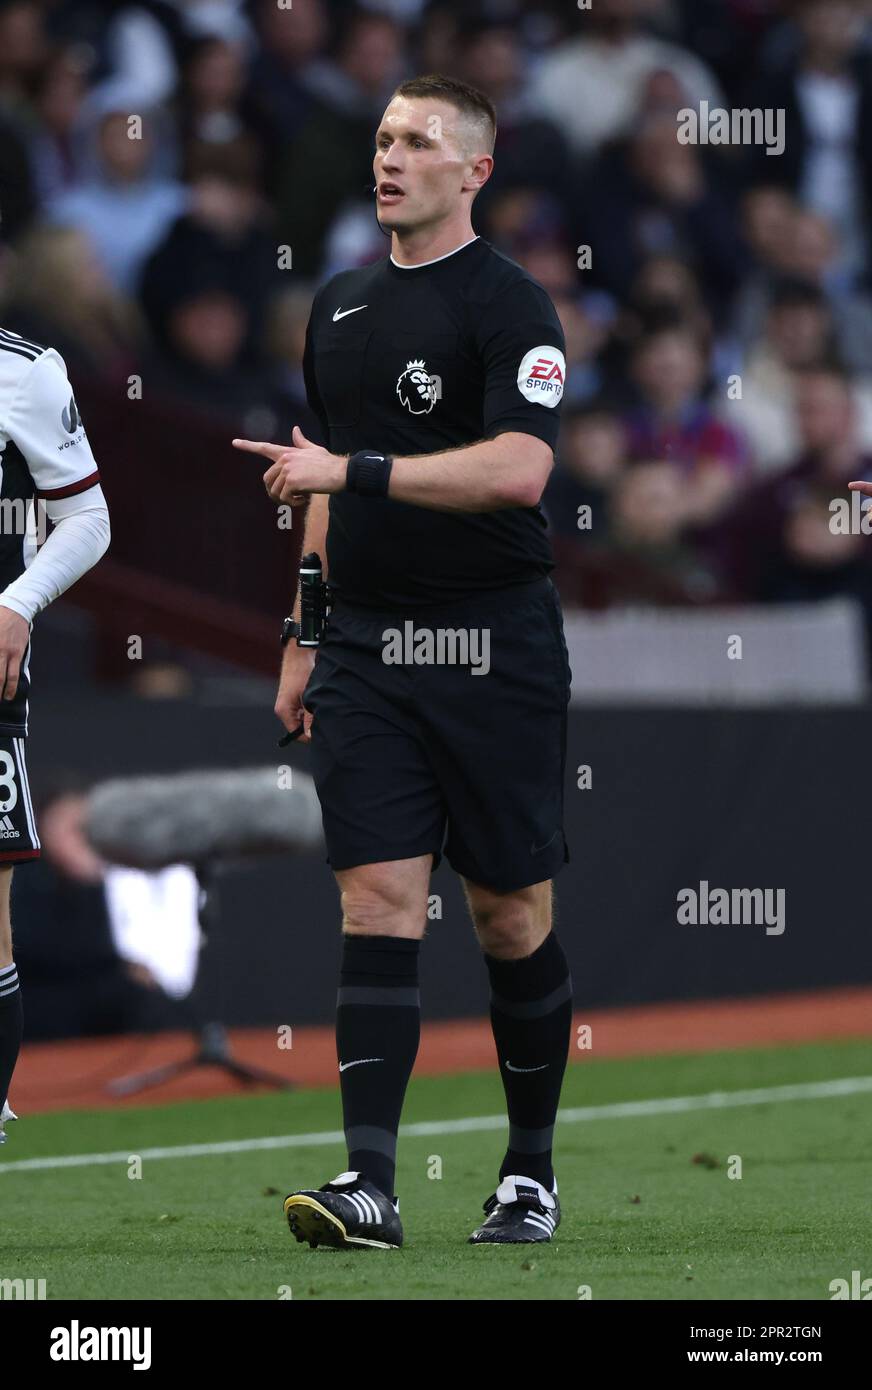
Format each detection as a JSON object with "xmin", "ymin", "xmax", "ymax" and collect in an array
[{"xmin": 517, "ymin": 346, "xmax": 565, "ymax": 407}]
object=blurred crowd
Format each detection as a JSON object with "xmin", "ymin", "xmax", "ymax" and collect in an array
[{"xmin": 2, "ymin": 0, "xmax": 872, "ymax": 628}]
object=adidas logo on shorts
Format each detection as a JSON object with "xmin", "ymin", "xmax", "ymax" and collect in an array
[{"xmin": 0, "ymin": 814, "xmax": 18, "ymax": 839}]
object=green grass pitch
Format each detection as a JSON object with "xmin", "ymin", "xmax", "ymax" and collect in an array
[{"xmin": 1, "ymin": 1039, "xmax": 870, "ymax": 1300}]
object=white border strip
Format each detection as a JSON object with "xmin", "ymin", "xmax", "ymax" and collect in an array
[
  {"xmin": 2, "ymin": 1075, "xmax": 870, "ymax": 1176},
  {"xmin": 13, "ymin": 737, "xmax": 38, "ymax": 847}
]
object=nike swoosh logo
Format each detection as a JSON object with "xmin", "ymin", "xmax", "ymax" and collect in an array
[
  {"xmin": 332, "ymin": 305, "xmax": 368, "ymax": 321},
  {"xmin": 505, "ymin": 1061, "xmax": 549, "ymax": 1073},
  {"xmin": 339, "ymin": 1057, "xmax": 384, "ymax": 1072}
]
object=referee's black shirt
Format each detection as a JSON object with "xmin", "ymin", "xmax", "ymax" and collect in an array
[{"xmin": 303, "ymin": 236, "xmax": 566, "ymax": 609}]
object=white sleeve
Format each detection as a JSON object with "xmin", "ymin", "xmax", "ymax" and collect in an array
[
  {"xmin": 3, "ymin": 348, "xmax": 101, "ymax": 499},
  {"xmin": 0, "ymin": 486, "xmax": 111, "ymax": 623}
]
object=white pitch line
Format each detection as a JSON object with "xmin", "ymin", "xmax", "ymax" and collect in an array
[{"xmin": 1, "ymin": 1075, "xmax": 870, "ymax": 1176}]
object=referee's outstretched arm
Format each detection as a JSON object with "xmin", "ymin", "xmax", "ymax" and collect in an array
[{"xmin": 233, "ymin": 427, "xmax": 554, "ymax": 514}]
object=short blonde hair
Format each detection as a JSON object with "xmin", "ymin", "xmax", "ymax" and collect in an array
[{"xmin": 392, "ymin": 73, "xmax": 497, "ymax": 155}]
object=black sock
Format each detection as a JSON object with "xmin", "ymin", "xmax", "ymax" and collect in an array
[
  {"xmin": 484, "ymin": 931, "xmax": 572, "ymax": 1190},
  {"xmin": 0, "ymin": 962, "xmax": 22, "ymax": 1111},
  {"xmin": 336, "ymin": 935, "xmax": 420, "ymax": 1198}
]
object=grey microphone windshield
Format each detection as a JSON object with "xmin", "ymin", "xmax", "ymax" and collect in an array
[{"xmin": 86, "ymin": 766, "xmax": 323, "ymax": 869}]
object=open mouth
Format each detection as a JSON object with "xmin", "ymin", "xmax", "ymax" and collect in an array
[{"xmin": 377, "ymin": 182, "xmax": 405, "ymax": 204}]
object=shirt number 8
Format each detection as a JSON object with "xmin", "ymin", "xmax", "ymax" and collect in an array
[{"xmin": 0, "ymin": 750, "xmax": 19, "ymax": 814}]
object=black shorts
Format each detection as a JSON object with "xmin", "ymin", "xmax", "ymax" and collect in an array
[
  {"xmin": 0, "ymin": 734, "xmax": 40, "ymax": 864},
  {"xmin": 302, "ymin": 577, "xmax": 571, "ymax": 892}
]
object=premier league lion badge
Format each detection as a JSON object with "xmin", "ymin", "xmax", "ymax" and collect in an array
[{"xmin": 396, "ymin": 359, "xmax": 438, "ymax": 414}]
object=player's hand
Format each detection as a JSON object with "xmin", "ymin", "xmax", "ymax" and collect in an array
[
  {"xmin": 276, "ymin": 645, "xmax": 317, "ymax": 743},
  {"xmin": 232, "ymin": 426, "xmax": 346, "ymax": 506},
  {"xmin": 848, "ymin": 481, "xmax": 872, "ymax": 498},
  {"xmin": 0, "ymin": 605, "xmax": 30, "ymax": 702}
]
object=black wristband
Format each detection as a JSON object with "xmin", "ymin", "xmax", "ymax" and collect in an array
[{"xmin": 346, "ymin": 450, "xmax": 393, "ymax": 498}]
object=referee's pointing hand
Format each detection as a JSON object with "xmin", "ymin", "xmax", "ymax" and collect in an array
[{"xmin": 233, "ymin": 426, "xmax": 346, "ymax": 506}]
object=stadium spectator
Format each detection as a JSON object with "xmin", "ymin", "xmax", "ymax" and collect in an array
[
  {"xmin": 243, "ymin": 0, "xmax": 327, "ymax": 169},
  {"xmin": 529, "ymin": 0, "xmax": 722, "ymax": 161},
  {"xmin": 0, "ymin": 0, "xmax": 46, "ymax": 115},
  {"xmin": 724, "ymin": 365, "xmax": 872, "ymax": 598},
  {"xmin": 625, "ymin": 323, "xmax": 749, "ymax": 526},
  {"xmin": 139, "ymin": 147, "xmax": 280, "ymax": 369},
  {"xmin": 85, "ymin": 0, "xmax": 183, "ymax": 111},
  {"xmin": 742, "ymin": 183, "xmax": 797, "ymax": 266},
  {"xmin": 455, "ymin": 19, "xmax": 570, "ymax": 211},
  {"xmin": 138, "ymin": 282, "xmax": 290, "ymax": 431},
  {"xmin": 47, "ymin": 101, "xmax": 188, "ymax": 293},
  {"xmin": 792, "ymin": 366, "xmax": 872, "ymax": 494},
  {"xmin": 515, "ymin": 235, "xmax": 578, "ymax": 300},
  {"xmin": 734, "ymin": 204, "xmax": 872, "ymax": 375},
  {"xmin": 0, "ymin": 223, "xmax": 144, "ymax": 378},
  {"xmin": 747, "ymin": 0, "xmax": 872, "ymax": 283},
  {"xmin": 625, "ymin": 255, "xmax": 713, "ymax": 346},
  {"xmin": 27, "ymin": 45, "xmax": 91, "ymax": 206},
  {"xmin": 763, "ymin": 491, "xmax": 872, "ymax": 619},
  {"xmin": 0, "ymin": 106, "xmax": 37, "ymax": 242},
  {"xmin": 273, "ymin": 6, "xmax": 405, "ymax": 274},
  {"xmin": 550, "ymin": 290, "xmax": 616, "ymax": 407},
  {"xmin": 724, "ymin": 278, "xmax": 872, "ymax": 476},
  {"xmin": 599, "ymin": 255, "xmax": 713, "ymax": 400},
  {"xmin": 0, "ymin": 1, "xmax": 48, "ymax": 240},
  {"xmin": 176, "ymin": 35, "xmax": 258, "ymax": 169},
  {"xmin": 672, "ymin": 0, "xmax": 779, "ymax": 97},
  {"xmin": 544, "ymin": 405, "xmax": 628, "ymax": 541},
  {"xmin": 579, "ymin": 111, "xmax": 747, "ymax": 317},
  {"xmin": 553, "ymin": 459, "xmax": 727, "ymax": 609},
  {"xmin": 481, "ymin": 186, "xmax": 567, "ymax": 263},
  {"xmin": 137, "ymin": 166, "xmax": 297, "ymax": 430}
]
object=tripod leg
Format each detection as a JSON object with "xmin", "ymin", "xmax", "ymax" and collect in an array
[
  {"xmin": 108, "ymin": 1054, "xmax": 200, "ymax": 1098},
  {"xmin": 223, "ymin": 1059, "xmax": 295, "ymax": 1090},
  {"xmin": 107, "ymin": 1031, "xmax": 296, "ymax": 1097}
]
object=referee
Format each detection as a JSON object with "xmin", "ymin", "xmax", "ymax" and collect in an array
[{"xmin": 234, "ymin": 74, "xmax": 572, "ymax": 1249}]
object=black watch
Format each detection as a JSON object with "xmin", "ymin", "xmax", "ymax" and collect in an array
[{"xmin": 280, "ymin": 617, "xmax": 301, "ymax": 647}]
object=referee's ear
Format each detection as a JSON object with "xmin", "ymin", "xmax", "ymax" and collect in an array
[{"xmin": 293, "ymin": 425, "xmax": 314, "ymax": 449}]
